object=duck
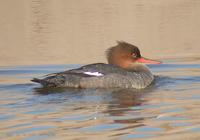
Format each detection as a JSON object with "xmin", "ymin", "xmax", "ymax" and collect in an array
[{"xmin": 31, "ymin": 41, "xmax": 161, "ymax": 89}]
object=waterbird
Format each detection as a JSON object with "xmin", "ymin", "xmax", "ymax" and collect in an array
[{"xmin": 31, "ymin": 41, "xmax": 161, "ymax": 89}]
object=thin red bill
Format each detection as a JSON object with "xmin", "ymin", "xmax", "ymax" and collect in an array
[{"xmin": 136, "ymin": 57, "xmax": 161, "ymax": 64}]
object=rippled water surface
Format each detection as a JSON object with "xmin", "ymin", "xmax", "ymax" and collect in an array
[
  {"xmin": 0, "ymin": 57, "xmax": 200, "ymax": 139},
  {"xmin": 1, "ymin": 0, "xmax": 200, "ymax": 139}
]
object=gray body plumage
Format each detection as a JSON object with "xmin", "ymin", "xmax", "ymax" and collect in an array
[
  {"xmin": 32, "ymin": 63, "xmax": 154, "ymax": 89},
  {"xmin": 31, "ymin": 41, "xmax": 160, "ymax": 89}
]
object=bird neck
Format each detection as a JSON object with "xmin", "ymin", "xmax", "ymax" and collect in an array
[{"xmin": 128, "ymin": 63, "xmax": 152, "ymax": 74}]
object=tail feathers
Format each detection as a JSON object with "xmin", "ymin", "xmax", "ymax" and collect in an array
[
  {"xmin": 31, "ymin": 78, "xmax": 57, "ymax": 87},
  {"xmin": 31, "ymin": 78, "xmax": 44, "ymax": 84}
]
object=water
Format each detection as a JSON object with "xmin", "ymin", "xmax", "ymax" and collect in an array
[
  {"xmin": 0, "ymin": 58, "xmax": 200, "ymax": 139},
  {"xmin": 1, "ymin": 0, "xmax": 200, "ymax": 139}
]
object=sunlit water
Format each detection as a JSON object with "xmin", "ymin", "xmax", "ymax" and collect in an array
[
  {"xmin": 1, "ymin": 0, "xmax": 200, "ymax": 139},
  {"xmin": 0, "ymin": 57, "xmax": 200, "ymax": 139}
]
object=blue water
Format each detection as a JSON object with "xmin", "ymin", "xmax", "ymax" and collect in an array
[{"xmin": 0, "ymin": 61, "xmax": 200, "ymax": 139}]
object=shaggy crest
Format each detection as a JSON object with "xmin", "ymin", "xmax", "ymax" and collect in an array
[{"xmin": 106, "ymin": 41, "xmax": 141, "ymax": 64}]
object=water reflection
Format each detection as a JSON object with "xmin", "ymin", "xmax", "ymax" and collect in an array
[
  {"xmin": 1, "ymin": 63, "xmax": 200, "ymax": 139},
  {"xmin": 33, "ymin": 87, "xmax": 148, "ymax": 106},
  {"xmin": 1, "ymin": 0, "xmax": 200, "ymax": 138},
  {"xmin": 33, "ymin": 86, "xmax": 157, "ymax": 127}
]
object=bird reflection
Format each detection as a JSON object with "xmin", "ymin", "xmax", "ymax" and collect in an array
[{"xmin": 33, "ymin": 85, "xmax": 155, "ymax": 126}]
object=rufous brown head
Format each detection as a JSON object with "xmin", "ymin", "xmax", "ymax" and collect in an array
[{"xmin": 106, "ymin": 41, "xmax": 161, "ymax": 69}]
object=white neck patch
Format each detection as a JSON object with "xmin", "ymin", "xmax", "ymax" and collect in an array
[{"xmin": 84, "ymin": 72, "xmax": 104, "ymax": 76}]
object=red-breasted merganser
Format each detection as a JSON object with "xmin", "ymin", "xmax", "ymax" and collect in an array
[{"xmin": 31, "ymin": 41, "xmax": 161, "ymax": 89}]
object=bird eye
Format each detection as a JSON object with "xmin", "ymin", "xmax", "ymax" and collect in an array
[{"xmin": 132, "ymin": 53, "xmax": 137, "ymax": 58}]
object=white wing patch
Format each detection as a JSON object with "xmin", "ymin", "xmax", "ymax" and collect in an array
[{"xmin": 84, "ymin": 72, "xmax": 104, "ymax": 76}]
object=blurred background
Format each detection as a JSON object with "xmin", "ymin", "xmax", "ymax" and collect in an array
[{"xmin": 0, "ymin": 0, "xmax": 200, "ymax": 66}]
